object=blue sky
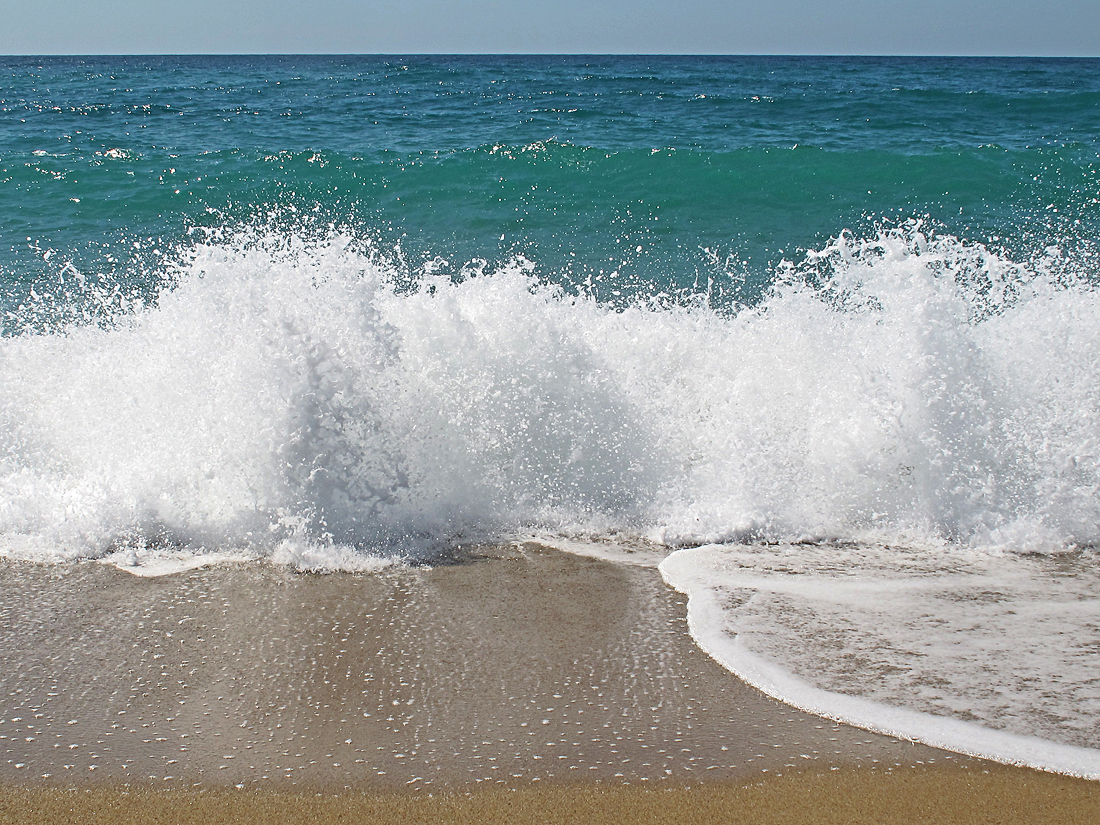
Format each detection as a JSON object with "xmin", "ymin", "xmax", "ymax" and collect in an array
[{"xmin": 2, "ymin": 0, "xmax": 1098, "ymax": 55}]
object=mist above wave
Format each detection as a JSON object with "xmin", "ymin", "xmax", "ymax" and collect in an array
[{"xmin": 1, "ymin": 224, "xmax": 1098, "ymax": 566}]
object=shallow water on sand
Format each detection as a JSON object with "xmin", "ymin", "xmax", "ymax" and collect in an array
[{"xmin": 0, "ymin": 545, "xmax": 967, "ymax": 789}]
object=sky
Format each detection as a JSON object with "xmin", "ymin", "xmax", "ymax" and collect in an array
[{"xmin": 1, "ymin": 0, "xmax": 1098, "ymax": 56}]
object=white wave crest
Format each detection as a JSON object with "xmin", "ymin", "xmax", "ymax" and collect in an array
[{"xmin": 2, "ymin": 226, "xmax": 1099, "ymax": 566}]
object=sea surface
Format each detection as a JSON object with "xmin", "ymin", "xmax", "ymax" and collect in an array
[{"xmin": 1, "ymin": 55, "xmax": 1098, "ymax": 776}]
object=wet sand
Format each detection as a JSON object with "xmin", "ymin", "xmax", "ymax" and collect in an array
[{"xmin": 0, "ymin": 543, "xmax": 1096, "ymax": 820}]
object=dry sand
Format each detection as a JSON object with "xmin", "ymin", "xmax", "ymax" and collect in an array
[
  {"xmin": 0, "ymin": 766, "xmax": 1097, "ymax": 825},
  {"xmin": 0, "ymin": 543, "xmax": 1096, "ymax": 821}
]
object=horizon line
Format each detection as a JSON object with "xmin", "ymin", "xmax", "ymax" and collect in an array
[{"xmin": 1, "ymin": 52, "xmax": 1098, "ymax": 59}]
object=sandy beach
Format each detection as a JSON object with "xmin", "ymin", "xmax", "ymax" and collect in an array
[
  {"xmin": 1, "ymin": 544, "xmax": 1096, "ymax": 821},
  {"xmin": 1, "ymin": 766, "xmax": 1098, "ymax": 825}
]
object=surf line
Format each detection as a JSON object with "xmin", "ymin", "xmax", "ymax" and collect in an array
[{"xmin": 659, "ymin": 545, "xmax": 1100, "ymax": 781}]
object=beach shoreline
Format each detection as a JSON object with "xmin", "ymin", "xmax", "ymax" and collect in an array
[{"xmin": 1, "ymin": 544, "xmax": 1096, "ymax": 820}]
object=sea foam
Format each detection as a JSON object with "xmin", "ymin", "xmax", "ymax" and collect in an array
[
  {"xmin": 659, "ymin": 543, "xmax": 1100, "ymax": 777},
  {"xmin": 1, "ymin": 225, "xmax": 1099, "ymax": 566}
]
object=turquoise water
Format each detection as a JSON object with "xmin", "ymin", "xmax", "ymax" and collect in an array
[
  {"xmin": 2, "ymin": 56, "xmax": 1100, "ymax": 776},
  {"xmin": 3, "ymin": 56, "xmax": 1099, "ymax": 311}
]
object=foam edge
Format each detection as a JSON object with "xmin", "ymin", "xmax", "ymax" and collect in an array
[{"xmin": 658, "ymin": 549, "xmax": 1100, "ymax": 782}]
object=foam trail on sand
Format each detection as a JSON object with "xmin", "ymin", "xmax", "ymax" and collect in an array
[{"xmin": 660, "ymin": 544, "xmax": 1100, "ymax": 778}]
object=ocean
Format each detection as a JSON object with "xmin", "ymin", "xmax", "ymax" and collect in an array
[{"xmin": 1, "ymin": 55, "xmax": 1098, "ymax": 777}]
